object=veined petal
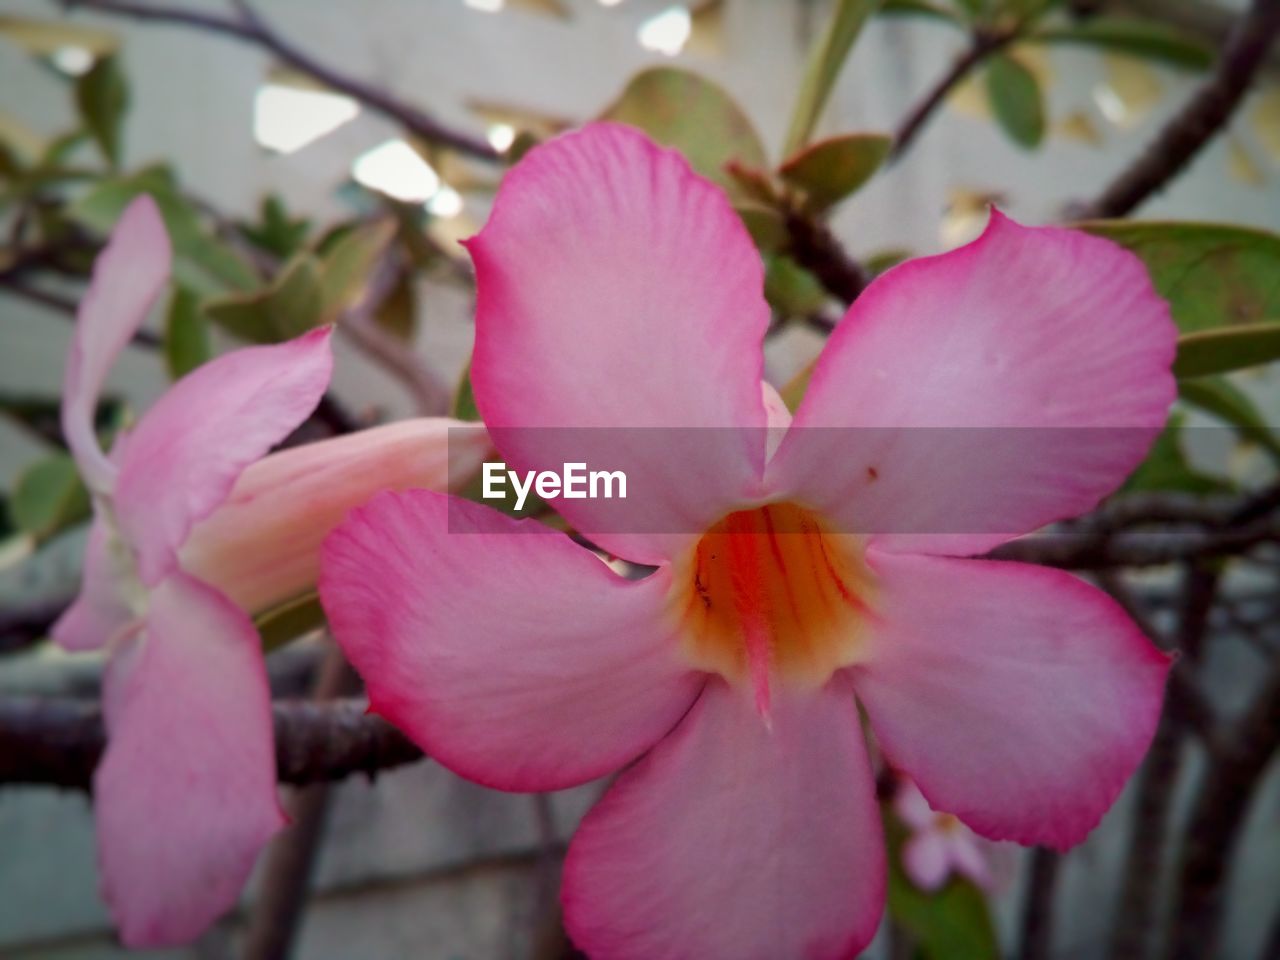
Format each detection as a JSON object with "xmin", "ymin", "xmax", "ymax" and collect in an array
[
  {"xmin": 94, "ymin": 572, "xmax": 285, "ymax": 947},
  {"xmin": 52, "ymin": 520, "xmax": 135, "ymax": 652},
  {"xmin": 113, "ymin": 327, "xmax": 333, "ymax": 586},
  {"xmin": 181, "ymin": 419, "xmax": 489, "ymax": 614},
  {"xmin": 850, "ymin": 550, "xmax": 1169, "ymax": 849},
  {"xmin": 768, "ymin": 211, "xmax": 1176, "ymax": 555},
  {"xmin": 320, "ymin": 490, "xmax": 703, "ymax": 791},
  {"xmin": 63, "ymin": 196, "xmax": 171, "ymax": 494},
  {"xmin": 562, "ymin": 679, "xmax": 885, "ymax": 960},
  {"xmin": 467, "ymin": 123, "xmax": 771, "ymax": 564}
]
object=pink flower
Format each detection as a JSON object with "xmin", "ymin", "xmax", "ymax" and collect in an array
[
  {"xmin": 56, "ymin": 198, "xmax": 491, "ymax": 946},
  {"xmin": 320, "ymin": 124, "xmax": 1174, "ymax": 959},
  {"xmin": 895, "ymin": 777, "xmax": 998, "ymax": 892}
]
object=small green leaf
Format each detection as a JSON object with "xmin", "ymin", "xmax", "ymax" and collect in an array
[
  {"xmin": 734, "ymin": 202, "xmax": 787, "ymax": 252},
  {"xmin": 319, "ymin": 219, "xmax": 398, "ymax": 320},
  {"xmin": 164, "ymin": 286, "xmax": 210, "ymax": 379},
  {"xmin": 1124, "ymin": 413, "xmax": 1228, "ymax": 495},
  {"xmin": 205, "ymin": 255, "xmax": 325, "ymax": 343},
  {"xmin": 1028, "ymin": 17, "xmax": 1213, "ymax": 70},
  {"xmin": 765, "ymin": 255, "xmax": 829, "ymax": 317},
  {"xmin": 779, "ymin": 360, "xmax": 816, "ymax": 413},
  {"xmin": 784, "ymin": 0, "xmax": 882, "ymax": 155},
  {"xmin": 70, "ymin": 168, "xmax": 258, "ymax": 293},
  {"xmin": 865, "ymin": 247, "xmax": 913, "ymax": 275},
  {"xmin": 601, "ymin": 67, "xmax": 767, "ymax": 196},
  {"xmin": 240, "ymin": 194, "xmax": 311, "ymax": 258},
  {"xmin": 374, "ymin": 270, "xmax": 418, "ymax": 341},
  {"xmin": 1179, "ymin": 377, "xmax": 1280, "ymax": 464},
  {"xmin": 879, "ymin": 0, "xmax": 965, "ymax": 24},
  {"xmin": 1174, "ymin": 324, "xmax": 1280, "ymax": 379},
  {"xmin": 255, "ymin": 593, "xmax": 326, "ymax": 652},
  {"xmin": 453, "ymin": 361, "xmax": 481, "ymax": 422},
  {"xmin": 10, "ymin": 454, "xmax": 91, "ymax": 542},
  {"xmin": 75, "ymin": 55, "xmax": 128, "ymax": 168},
  {"xmin": 779, "ymin": 133, "xmax": 891, "ymax": 212},
  {"xmin": 884, "ymin": 806, "xmax": 999, "ymax": 960},
  {"xmin": 1078, "ymin": 221, "xmax": 1280, "ymax": 334},
  {"xmin": 985, "ymin": 53, "xmax": 1045, "ymax": 149}
]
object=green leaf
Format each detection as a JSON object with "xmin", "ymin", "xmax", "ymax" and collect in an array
[
  {"xmin": 1174, "ymin": 324, "xmax": 1280, "ymax": 379},
  {"xmin": 453, "ymin": 361, "xmax": 481, "ymax": 422},
  {"xmin": 1078, "ymin": 222, "xmax": 1280, "ymax": 334},
  {"xmin": 70, "ymin": 168, "xmax": 258, "ymax": 293},
  {"xmin": 1124, "ymin": 413, "xmax": 1228, "ymax": 495},
  {"xmin": 75, "ymin": 55, "xmax": 128, "ymax": 168},
  {"xmin": 779, "ymin": 133, "xmax": 891, "ymax": 212},
  {"xmin": 0, "ymin": 16, "xmax": 117, "ymax": 58},
  {"xmin": 884, "ymin": 807, "xmax": 999, "ymax": 960},
  {"xmin": 865, "ymin": 247, "xmax": 913, "ymax": 275},
  {"xmin": 1179, "ymin": 377, "xmax": 1280, "ymax": 464},
  {"xmin": 734, "ymin": 202, "xmax": 787, "ymax": 252},
  {"xmin": 985, "ymin": 53, "xmax": 1045, "ymax": 148},
  {"xmin": 239, "ymin": 194, "xmax": 311, "ymax": 258},
  {"xmin": 255, "ymin": 593, "xmax": 325, "ymax": 652},
  {"xmin": 784, "ymin": 0, "xmax": 882, "ymax": 155},
  {"xmin": 765, "ymin": 255, "xmax": 829, "ymax": 317},
  {"xmin": 1027, "ymin": 17, "xmax": 1213, "ymax": 70},
  {"xmin": 318, "ymin": 219, "xmax": 398, "ymax": 320},
  {"xmin": 601, "ymin": 67, "xmax": 767, "ymax": 196},
  {"xmin": 879, "ymin": 0, "xmax": 965, "ymax": 24},
  {"xmin": 375, "ymin": 270, "xmax": 418, "ymax": 341},
  {"xmin": 164, "ymin": 286, "xmax": 210, "ymax": 379},
  {"xmin": 10, "ymin": 454, "xmax": 91, "ymax": 542},
  {"xmin": 205, "ymin": 254, "xmax": 325, "ymax": 343}
]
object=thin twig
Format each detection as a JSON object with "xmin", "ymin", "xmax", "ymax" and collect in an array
[
  {"xmin": 890, "ymin": 28, "xmax": 1018, "ymax": 162},
  {"xmin": 1164, "ymin": 654, "xmax": 1280, "ymax": 960},
  {"xmin": 337, "ymin": 253, "xmax": 451, "ymax": 415},
  {"xmin": 1018, "ymin": 847, "xmax": 1061, "ymax": 960},
  {"xmin": 0, "ymin": 696, "xmax": 422, "ymax": 790},
  {"xmin": 60, "ymin": 0, "xmax": 501, "ymax": 163},
  {"xmin": 784, "ymin": 210, "xmax": 869, "ymax": 305},
  {"xmin": 1082, "ymin": 0, "xmax": 1280, "ymax": 218},
  {"xmin": 1106, "ymin": 565, "xmax": 1219, "ymax": 960},
  {"xmin": 243, "ymin": 647, "xmax": 361, "ymax": 960}
]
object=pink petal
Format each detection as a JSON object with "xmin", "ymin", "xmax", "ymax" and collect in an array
[
  {"xmin": 181, "ymin": 419, "xmax": 489, "ymax": 614},
  {"xmin": 947, "ymin": 831, "xmax": 992, "ymax": 891},
  {"xmin": 94, "ymin": 572, "xmax": 285, "ymax": 946},
  {"xmin": 902, "ymin": 830, "xmax": 950, "ymax": 892},
  {"xmin": 767, "ymin": 211, "xmax": 1176, "ymax": 555},
  {"xmin": 562, "ymin": 679, "xmax": 885, "ymax": 960},
  {"xmin": 467, "ymin": 123, "xmax": 771, "ymax": 564},
  {"xmin": 850, "ymin": 550, "xmax": 1169, "ymax": 850},
  {"xmin": 893, "ymin": 778, "xmax": 936, "ymax": 831},
  {"xmin": 63, "ymin": 195, "xmax": 172, "ymax": 494},
  {"xmin": 320, "ymin": 489, "xmax": 703, "ymax": 791},
  {"xmin": 113, "ymin": 327, "xmax": 333, "ymax": 586},
  {"xmin": 52, "ymin": 520, "xmax": 135, "ymax": 652}
]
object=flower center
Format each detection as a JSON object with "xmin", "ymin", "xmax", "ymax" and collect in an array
[{"xmin": 671, "ymin": 502, "xmax": 875, "ymax": 715}]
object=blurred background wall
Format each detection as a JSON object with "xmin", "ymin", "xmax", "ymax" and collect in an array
[{"xmin": 0, "ymin": 0, "xmax": 1278, "ymax": 957}]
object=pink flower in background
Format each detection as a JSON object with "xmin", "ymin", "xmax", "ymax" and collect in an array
[
  {"xmin": 320, "ymin": 124, "xmax": 1175, "ymax": 959},
  {"xmin": 55, "ymin": 196, "xmax": 333, "ymax": 946},
  {"xmin": 895, "ymin": 777, "xmax": 998, "ymax": 892}
]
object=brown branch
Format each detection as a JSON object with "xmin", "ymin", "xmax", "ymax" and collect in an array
[
  {"xmin": 1017, "ymin": 847, "xmax": 1061, "ymax": 960},
  {"xmin": 59, "ymin": 0, "xmax": 502, "ymax": 164},
  {"xmin": 1107, "ymin": 565, "xmax": 1218, "ymax": 960},
  {"xmin": 1082, "ymin": 0, "xmax": 1280, "ymax": 218},
  {"xmin": 784, "ymin": 210, "xmax": 869, "ymax": 306},
  {"xmin": 1164, "ymin": 655, "xmax": 1280, "ymax": 960},
  {"xmin": 0, "ymin": 696, "xmax": 422, "ymax": 790},
  {"xmin": 890, "ymin": 28, "xmax": 1017, "ymax": 162},
  {"xmin": 244, "ymin": 649, "xmax": 361, "ymax": 960}
]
